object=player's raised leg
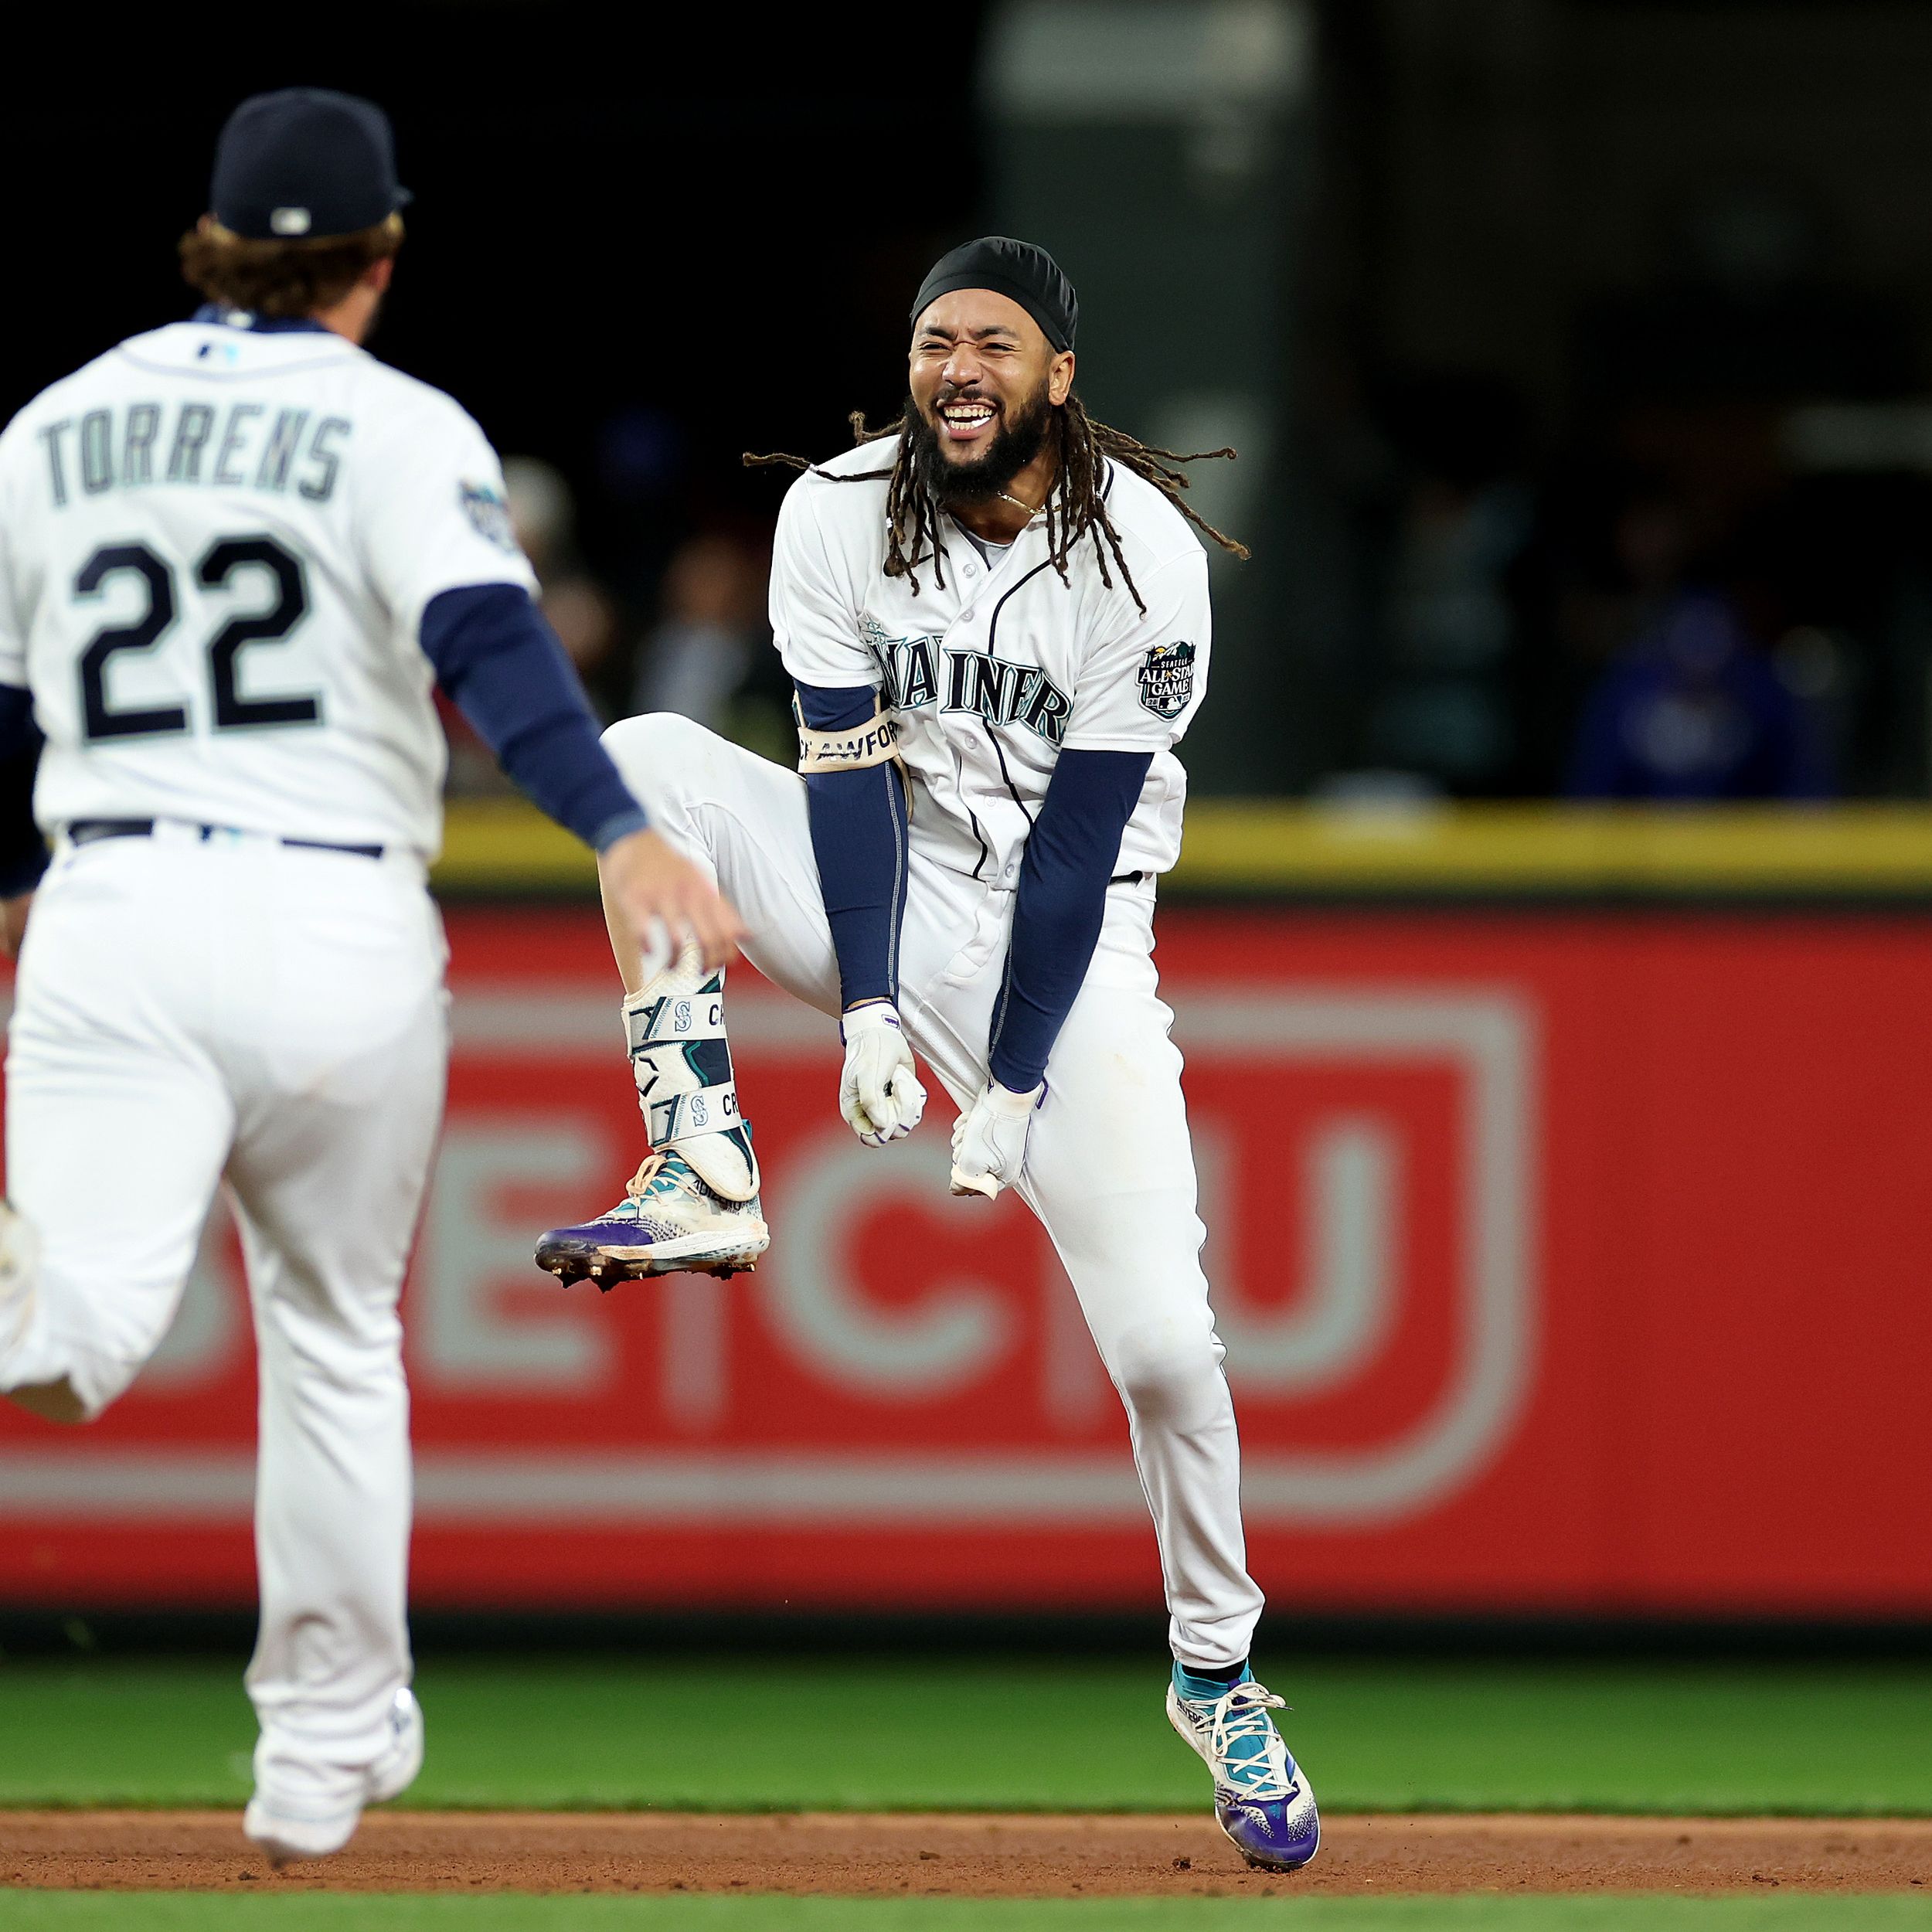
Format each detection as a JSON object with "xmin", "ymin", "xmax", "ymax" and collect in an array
[
  {"xmin": 536, "ymin": 713, "xmax": 842, "ymax": 1286},
  {"xmin": 597, "ymin": 713, "xmax": 841, "ymax": 1009}
]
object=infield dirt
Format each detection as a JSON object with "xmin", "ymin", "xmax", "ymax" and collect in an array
[{"xmin": 4, "ymin": 1811, "xmax": 1930, "ymax": 1896}]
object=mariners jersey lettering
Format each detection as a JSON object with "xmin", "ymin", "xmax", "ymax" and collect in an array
[
  {"xmin": 770, "ymin": 437, "xmax": 1210, "ymax": 884},
  {"xmin": 0, "ymin": 319, "xmax": 537, "ymax": 856}
]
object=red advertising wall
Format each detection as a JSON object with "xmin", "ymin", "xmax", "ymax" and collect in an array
[{"xmin": 4, "ymin": 905, "xmax": 1931, "ymax": 1615}]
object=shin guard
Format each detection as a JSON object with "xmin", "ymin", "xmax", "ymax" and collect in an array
[{"xmin": 623, "ymin": 945, "xmax": 760, "ymax": 1202}]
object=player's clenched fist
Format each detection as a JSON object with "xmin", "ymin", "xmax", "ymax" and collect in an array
[
  {"xmin": 949, "ymin": 1079, "xmax": 1045, "ymax": 1199},
  {"xmin": 839, "ymin": 1002, "xmax": 927, "ymax": 1146},
  {"xmin": 600, "ymin": 828, "xmax": 745, "ymax": 977}
]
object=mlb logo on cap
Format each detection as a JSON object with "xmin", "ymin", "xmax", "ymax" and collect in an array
[{"xmin": 211, "ymin": 88, "xmax": 409, "ymax": 242}]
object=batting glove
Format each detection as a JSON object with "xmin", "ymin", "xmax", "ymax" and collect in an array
[
  {"xmin": 949, "ymin": 1078, "xmax": 1045, "ymax": 1199},
  {"xmin": 839, "ymin": 1002, "xmax": 927, "ymax": 1147}
]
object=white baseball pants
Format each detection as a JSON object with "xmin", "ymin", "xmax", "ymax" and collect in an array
[
  {"xmin": 604, "ymin": 713, "xmax": 1264, "ymax": 1668},
  {"xmin": 2, "ymin": 827, "xmax": 447, "ymax": 1818}
]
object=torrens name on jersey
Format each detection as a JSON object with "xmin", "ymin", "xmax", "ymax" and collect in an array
[
  {"xmin": 37, "ymin": 399, "xmax": 349, "ymax": 508},
  {"xmin": 863, "ymin": 613, "xmax": 1072, "ymax": 747}
]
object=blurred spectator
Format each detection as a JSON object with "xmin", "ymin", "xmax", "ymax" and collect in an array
[
  {"xmin": 1368, "ymin": 470, "xmax": 1533, "ymax": 791},
  {"xmin": 631, "ymin": 531, "xmax": 791, "ymax": 763},
  {"xmin": 505, "ymin": 457, "xmax": 620, "ymax": 683},
  {"xmin": 1566, "ymin": 591, "xmax": 1828, "ymax": 801},
  {"xmin": 1538, "ymin": 485, "xmax": 1697, "ymax": 770},
  {"xmin": 440, "ymin": 458, "xmax": 622, "ymax": 797},
  {"xmin": 1353, "ymin": 376, "xmax": 1536, "ymax": 795}
]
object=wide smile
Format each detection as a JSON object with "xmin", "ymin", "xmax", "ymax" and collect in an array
[{"xmin": 937, "ymin": 397, "xmax": 998, "ymax": 444}]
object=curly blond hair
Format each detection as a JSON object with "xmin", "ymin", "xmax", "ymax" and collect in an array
[{"xmin": 178, "ymin": 212, "xmax": 403, "ymax": 320}]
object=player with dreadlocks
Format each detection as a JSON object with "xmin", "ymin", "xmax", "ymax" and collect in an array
[
  {"xmin": 536, "ymin": 236, "xmax": 1319, "ymax": 1872},
  {"xmin": 748, "ymin": 378, "xmax": 1249, "ymax": 609}
]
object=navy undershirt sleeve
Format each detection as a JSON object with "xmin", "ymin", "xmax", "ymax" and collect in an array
[
  {"xmin": 797, "ymin": 679, "xmax": 908, "ymax": 1010},
  {"xmin": 421, "ymin": 584, "xmax": 647, "ymax": 851},
  {"xmin": 0, "ymin": 686, "xmax": 47, "ymax": 897},
  {"xmin": 988, "ymin": 748, "xmax": 1154, "ymax": 1093}
]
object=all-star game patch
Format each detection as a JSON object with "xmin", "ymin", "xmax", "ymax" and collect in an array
[
  {"xmin": 459, "ymin": 481, "xmax": 519, "ymax": 553},
  {"xmin": 1137, "ymin": 641, "xmax": 1197, "ymax": 720}
]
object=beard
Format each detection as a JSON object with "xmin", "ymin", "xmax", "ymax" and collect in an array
[{"xmin": 908, "ymin": 378, "xmax": 1056, "ymax": 508}]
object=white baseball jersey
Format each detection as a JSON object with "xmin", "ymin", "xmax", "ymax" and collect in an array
[
  {"xmin": 770, "ymin": 437, "xmax": 1211, "ymax": 888},
  {"xmin": 742, "ymin": 447, "xmax": 1257, "ymax": 1666},
  {"xmin": 0, "ymin": 318, "xmax": 536, "ymax": 856}
]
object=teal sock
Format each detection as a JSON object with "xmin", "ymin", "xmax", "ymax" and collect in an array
[{"xmin": 1175, "ymin": 1660, "xmax": 1251, "ymax": 1702}]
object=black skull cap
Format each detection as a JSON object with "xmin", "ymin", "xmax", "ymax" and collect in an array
[
  {"xmin": 211, "ymin": 88, "xmax": 410, "ymax": 242},
  {"xmin": 910, "ymin": 236, "xmax": 1077, "ymax": 354}
]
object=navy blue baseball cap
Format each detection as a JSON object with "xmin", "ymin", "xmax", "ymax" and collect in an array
[{"xmin": 210, "ymin": 88, "xmax": 409, "ymax": 241}]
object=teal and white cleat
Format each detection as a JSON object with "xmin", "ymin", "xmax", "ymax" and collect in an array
[
  {"xmin": 536, "ymin": 1151, "xmax": 768, "ymax": 1287},
  {"xmin": 1165, "ymin": 1667, "xmax": 1321, "ymax": 1872},
  {"xmin": 538, "ymin": 949, "xmax": 768, "ymax": 1287}
]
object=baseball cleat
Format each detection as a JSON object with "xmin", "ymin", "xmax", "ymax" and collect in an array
[
  {"xmin": 244, "ymin": 1685, "xmax": 423, "ymax": 1864},
  {"xmin": 1166, "ymin": 1668, "xmax": 1320, "ymax": 1872},
  {"xmin": 535, "ymin": 1151, "xmax": 769, "ymax": 1287}
]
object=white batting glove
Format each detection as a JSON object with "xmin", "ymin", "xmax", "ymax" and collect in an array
[
  {"xmin": 949, "ymin": 1078, "xmax": 1044, "ymax": 1199},
  {"xmin": 839, "ymin": 1002, "xmax": 927, "ymax": 1147}
]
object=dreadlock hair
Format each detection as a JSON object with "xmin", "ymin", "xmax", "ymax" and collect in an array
[{"xmin": 745, "ymin": 393, "xmax": 1248, "ymax": 615}]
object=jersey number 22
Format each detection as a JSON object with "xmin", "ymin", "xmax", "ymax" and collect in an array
[{"xmin": 73, "ymin": 534, "xmax": 318, "ymax": 743}]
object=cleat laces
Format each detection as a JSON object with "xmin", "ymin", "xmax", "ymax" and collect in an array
[
  {"xmin": 625, "ymin": 1152, "xmax": 671, "ymax": 1201},
  {"xmin": 621, "ymin": 1151, "xmax": 713, "ymax": 1208},
  {"xmin": 611, "ymin": 1151, "xmax": 753, "ymax": 1219},
  {"xmin": 1196, "ymin": 1680, "xmax": 1296, "ymax": 1800},
  {"xmin": 580, "ymin": 1153, "xmax": 699, "ymax": 1226}
]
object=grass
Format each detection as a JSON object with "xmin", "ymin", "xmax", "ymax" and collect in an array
[
  {"xmin": 4, "ymin": 1895, "xmax": 1932, "ymax": 1930},
  {"xmin": 1, "ymin": 1655, "xmax": 1930, "ymax": 1815}
]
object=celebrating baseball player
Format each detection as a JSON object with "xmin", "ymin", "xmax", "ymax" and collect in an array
[
  {"xmin": 0, "ymin": 90, "xmax": 739, "ymax": 1861},
  {"xmin": 536, "ymin": 236, "xmax": 1320, "ymax": 1871}
]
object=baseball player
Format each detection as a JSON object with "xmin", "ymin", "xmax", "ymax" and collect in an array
[
  {"xmin": 0, "ymin": 90, "xmax": 740, "ymax": 1860},
  {"xmin": 537, "ymin": 237, "xmax": 1320, "ymax": 1871}
]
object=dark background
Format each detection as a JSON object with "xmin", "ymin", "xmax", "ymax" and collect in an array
[
  {"xmin": 13, "ymin": 0, "xmax": 1932, "ymax": 798},
  {"xmin": 3, "ymin": 2, "xmax": 985, "ymax": 645}
]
